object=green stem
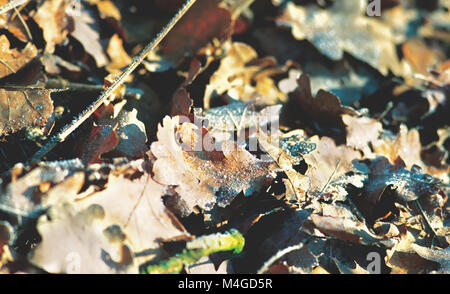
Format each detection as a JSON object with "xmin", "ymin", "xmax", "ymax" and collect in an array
[{"xmin": 142, "ymin": 229, "xmax": 245, "ymax": 274}]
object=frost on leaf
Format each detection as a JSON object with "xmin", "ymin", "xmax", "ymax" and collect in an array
[
  {"xmin": 150, "ymin": 116, "xmax": 277, "ymax": 216},
  {"xmin": 411, "ymin": 244, "xmax": 450, "ymax": 273},
  {"xmin": 364, "ymin": 157, "xmax": 444, "ymax": 204},
  {"xmin": 204, "ymin": 42, "xmax": 287, "ymax": 108},
  {"xmin": 277, "ymin": 0, "xmax": 401, "ymax": 75},
  {"xmin": 302, "ymin": 136, "xmax": 363, "ymax": 199},
  {"xmin": 0, "ymin": 88, "xmax": 54, "ymax": 137},
  {"xmin": 0, "ymin": 160, "xmax": 85, "ymax": 214},
  {"xmin": 0, "ymin": 35, "xmax": 38, "ymax": 79}
]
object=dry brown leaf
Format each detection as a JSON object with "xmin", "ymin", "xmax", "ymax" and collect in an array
[
  {"xmin": 277, "ymin": 0, "xmax": 402, "ymax": 75},
  {"xmin": 92, "ymin": 0, "xmax": 121, "ymax": 20},
  {"xmin": 150, "ymin": 115, "xmax": 277, "ymax": 216},
  {"xmin": 78, "ymin": 165, "xmax": 188, "ymax": 266},
  {"xmin": 342, "ymin": 114, "xmax": 382, "ymax": 157},
  {"xmin": 0, "ymin": 0, "xmax": 29, "ymax": 42},
  {"xmin": 310, "ymin": 214, "xmax": 386, "ymax": 245},
  {"xmin": 372, "ymin": 125, "xmax": 449, "ymax": 182},
  {"xmin": 402, "ymin": 39, "xmax": 445, "ymax": 75},
  {"xmin": 106, "ymin": 34, "xmax": 132, "ymax": 75},
  {"xmin": 411, "ymin": 244, "xmax": 450, "ymax": 273},
  {"xmin": 0, "ymin": 221, "xmax": 13, "ymax": 270},
  {"xmin": 0, "ymin": 161, "xmax": 85, "ymax": 214},
  {"xmin": 30, "ymin": 202, "xmax": 135, "ymax": 273},
  {"xmin": 373, "ymin": 125, "xmax": 422, "ymax": 170},
  {"xmin": 0, "ymin": 35, "xmax": 37, "ymax": 79},
  {"xmin": 146, "ymin": 0, "xmax": 232, "ymax": 72},
  {"xmin": 288, "ymin": 74, "xmax": 357, "ymax": 128},
  {"xmin": 203, "ymin": 42, "xmax": 287, "ymax": 108},
  {"xmin": 364, "ymin": 156, "xmax": 443, "ymax": 205},
  {"xmin": 0, "ymin": 88, "xmax": 54, "ymax": 136},
  {"xmin": 302, "ymin": 136, "xmax": 362, "ymax": 199},
  {"xmin": 33, "ymin": 0, "xmax": 73, "ymax": 53},
  {"xmin": 70, "ymin": 2, "xmax": 109, "ymax": 67}
]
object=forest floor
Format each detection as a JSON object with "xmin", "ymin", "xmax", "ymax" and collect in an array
[{"xmin": 0, "ymin": 0, "xmax": 449, "ymax": 274}]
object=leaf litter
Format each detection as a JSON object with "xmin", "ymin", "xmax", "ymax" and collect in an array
[{"xmin": 0, "ymin": 0, "xmax": 448, "ymax": 274}]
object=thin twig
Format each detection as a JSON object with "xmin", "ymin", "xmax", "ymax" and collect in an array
[
  {"xmin": 45, "ymin": 78, "xmax": 143, "ymax": 99},
  {"xmin": 13, "ymin": 6, "xmax": 32, "ymax": 41},
  {"xmin": 27, "ymin": 0, "xmax": 198, "ymax": 165},
  {"xmin": 0, "ymin": 0, "xmax": 28, "ymax": 15},
  {"xmin": 257, "ymin": 242, "xmax": 305, "ymax": 274}
]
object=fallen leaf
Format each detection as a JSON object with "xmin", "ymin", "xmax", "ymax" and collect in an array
[
  {"xmin": 33, "ymin": 0, "xmax": 73, "ymax": 53},
  {"xmin": 146, "ymin": 0, "xmax": 232, "ymax": 71},
  {"xmin": 81, "ymin": 124, "xmax": 119, "ymax": 164},
  {"xmin": 106, "ymin": 34, "xmax": 132, "ymax": 74},
  {"xmin": 78, "ymin": 164, "xmax": 189, "ymax": 266},
  {"xmin": 342, "ymin": 114, "xmax": 383, "ymax": 157},
  {"xmin": 150, "ymin": 115, "xmax": 277, "ymax": 215},
  {"xmin": 0, "ymin": 0, "xmax": 29, "ymax": 42},
  {"xmin": 203, "ymin": 42, "xmax": 287, "ymax": 108},
  {"xmin": 411, "ymin": 244, "xmax": 450, "ymax": 273},
  {"xmin": 70, "ymin": 2, "xmax": 109, "ymax": 67},
  {"xmin": 402, "ymin": 39, "xmax": 445, "ymax": 75},
  {"xmin": 309, "ymin": 214, "xmax": 389, "ymax": 246},
  {"xmin": 30, "ymin": 202, "xmax": 135, "ymax": 273},
  {"xmin": 288, "ymin": 74, "xmax": 357, "ymax": 128},
  {"xmin": 277, "ymin": 0, "xmax": 402, "ymax": 75},
  {"xmin": 302, "ymin": 136, "xmax": 362, "ymax": 199},
  {"xmin": 0, "ymin": 88, "xmax": 54, "ymax": 136},
  {"xmin": 0, "ymin": 35, "xmax": 37, "ymax": 79},
  {"xmin": 364, "ymin": 156, "xmax": 443, "ymax": 205}
]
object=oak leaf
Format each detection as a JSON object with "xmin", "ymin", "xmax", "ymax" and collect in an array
[
  {"xmin": 277, "ymin": 0, "xmax": 402, "ymax": 75},
  {"xmin": 0, "ymin": 88, "xmax": 53, "ymax": 136},
  {"xmin": 0, "ymin": 35, "xmax": 37, "ymax": 79}
]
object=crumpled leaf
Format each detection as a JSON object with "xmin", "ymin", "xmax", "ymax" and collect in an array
[
  {"xmin": 302, "ymin": 136, "xmax": 363, "ymax": 199},
  {"xmin": 410, "ymin": 244, "xmax": 450, "ymax": 273},
  {"xmin": 30, "ymin": 202, "xmax": 135, "ymax": 273},
  {"xmin": 343, "ymin": 114, "xmax": 382, "ymax": 157},
  {"xmin": 150, "ymin": 115, "xmax": 277, "ymax": 215},
  {"xmin": 33, "ymin": 0, "xmax": 73, "ymax": 53},
  {"xmin": 70, "ymin": 1, "xmax": 109, "ymax": 67},
  {"xmin": 0, "ymin": 160, "xmax": 85, "ymax": 214},
  {"xmin": 0, "ymin": 88, "xmax": 54, "ymax": 136},
  {"xmin": 0, "ymin": 35, "xmax": 37, "ymax": 79},
  {"xmin": 203, "ymin": 42, "xmax": 287, "ymax": 108},
  {"xmin": 364, "ymin": 156, "xmax": 443, "ymax": 204},
  {"xmin": 372, "ymin": 125, "xmax": 449, "ymax": 182},
  {"xmin": 277, "ymin": 0, "xmax": 402, "ymax": 75}
]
